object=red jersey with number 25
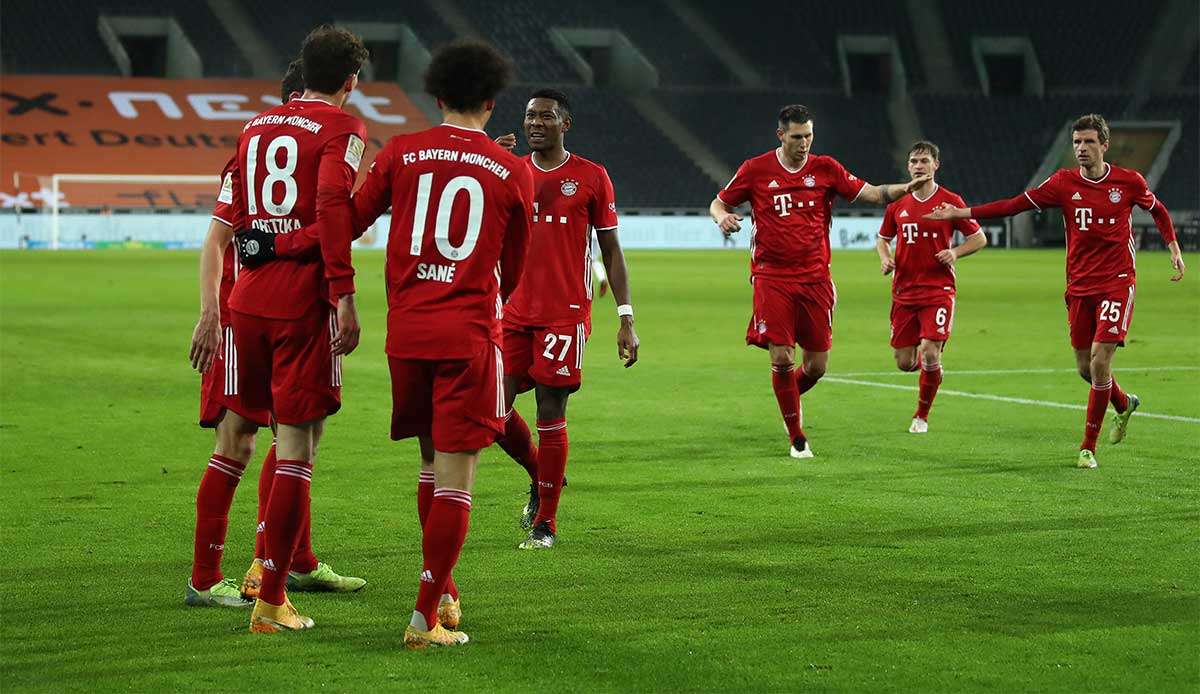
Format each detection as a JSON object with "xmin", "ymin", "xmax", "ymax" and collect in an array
[
  {"xmin": 878, "ymin": 185, "xmax": 981, "ymax": 304},
  {"xmin": 228, "ymin": 98, "xmax": 366, "ymax": 320},
  {"xmin": 349, "ymin": 123, "xmax": 534, "ymax": 360},
  {"xmin": 719, "ymin": 150, "xmax": 867, "ymax": 283},
  {"xmin": 1025, "ymin": 164, "xmax": 1159, "ymax": 296},
  {"xmin": 505, "ymin": 152, "xmax": 618, "ymax": 327}
]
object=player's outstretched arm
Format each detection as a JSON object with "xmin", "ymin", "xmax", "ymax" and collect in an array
[
  {"xmin": 596, "ymin": 228, "xmax": 639, "ymax": 368},
  {"xmin": 936, "ymin": 230, "xmax": 988, "ymax": 266},
  {"xmin": 854, "ymin": 174, "xmax": 933, "ymax": 206},
  {"xmin": 189, "ymin": 218, "xmax": 233, "ymax": 373},
  {"xmin": 710, "ymin": 197, "xmax": 743, "ymax": 233}
]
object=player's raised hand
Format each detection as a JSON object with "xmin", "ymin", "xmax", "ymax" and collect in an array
[
  {"xmin": 495, "ymin": 133, "xmax": 517, "ymax": 151},
  {"xmin": 880, "ymin": 257, "xmax": 895, "ymax": 275},
  {"xmin": 331, "ymin": 294, "xmax": 361, "ymax": 356},
  {"xmin": 189, "ymin": 310, "xmax": 221, "ymax": 373},
  {"xmin": 1169, "ymin": 251, "xmax": 1186, "ymax": 282},
  {"xmin": 617, "ymin": 319, "xmax": 639, "ymax": 368},
  {"xmin": 936, "ymin": 249, "xmax": 957, "ymax": 266},
  {"xmin": 716, "ymin": 212, "xmax": 743, "ymax": 233},
  {"xmin": 924, "ymin": 203, "xmax": 966, "ymax": 221},
  {"xmin": 904, "ymin": 173, "xmax": 933, "ymax": 193}
]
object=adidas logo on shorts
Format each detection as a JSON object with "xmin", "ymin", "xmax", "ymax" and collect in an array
[
  {"xmin": 555, "ymin": 365, "xmax": 571, "ymax": 376},
  {"xmin": 1108, "ymin": 326, "xmax": 1120, "ymax": 334}
]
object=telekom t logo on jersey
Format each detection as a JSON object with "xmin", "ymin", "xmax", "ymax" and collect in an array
[
  {"xmin": 772, "ymin": 193, "xmax": 794, "ymax": 216},
  {"xmin": 1074, "ymin": 207, "xmax": 1093, "ymax": 230},
  {"xmin": 901, "ymin": 223, "xmax": 919, "ymax": 244}
]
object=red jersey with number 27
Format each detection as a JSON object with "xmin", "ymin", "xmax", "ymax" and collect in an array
[
  {"xmin": 349, "ymin": 123, "xmax": 534, "ymax": 360},
  {"xmin": 504, "ymin": 152, "xmax": 618, "ymax": 327},
  {"xmin": 878, "ymin": 185, "xmax": 981, "ymax": 304},
  {"xmin": 718, "ymin": 150, "xmax": 867, "ymax": 283},
  {"xmin": 227, "ymin": 98, "xmax": 366, "ymax": 320}
]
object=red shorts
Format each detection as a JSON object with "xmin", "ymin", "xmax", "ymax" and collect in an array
[
  {"xmin": 746, "ymin": 278, "xmax": 836, "ymax": 352},
  {"xmin": 230, "ymin": 306, "xmax": 342, "ymax": 426},
  {"xmin": 502, "ymin": 319, "xmax": 590, "ymax": 393},
  {"xmin": 388, "ymin": 343, "xmax": 505, "ymax": 451},
  {"xmin": 1066, "ymin": 285, "xmax": 1135, "ymax": 350},
  {"xmin": 890, "ymin": 297, "xmax": 956, "ymax": 348},
  {"xmin": 199, "ymin": 323, "xmax": 271, "ymax": 428}
]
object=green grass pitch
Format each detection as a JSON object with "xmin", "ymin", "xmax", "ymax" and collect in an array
[{"xmin": 1, "ymin": 248, "xmax": 1197, "ymax": 691}]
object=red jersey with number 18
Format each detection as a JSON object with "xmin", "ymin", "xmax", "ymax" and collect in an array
[
  {"xmin": 227, "ymin": 98, "xmax": 366, "ymax": 320},
  {"xmin": 349, "ymin": 123, "xmax": 534, "ymax": 360},
  {"xmin": 504, "ymin": 152, "xmax": 618, "ymax": 327},
  {"xmin": 878, "ymin": 185, "xmax": 981, "ymax": 304},
  {"xmin": 718, "ymin": 150, "xmax": 868, "ymax": 283}
]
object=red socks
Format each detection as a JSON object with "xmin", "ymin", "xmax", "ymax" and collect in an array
[
  {"xmin": 290, "ymin": 504, "xmax": 318, "ymax": 575},
  {"xmin": 497, "ymin": 409, "xmax": 539, "ymax": 483},
  {"xmin": 533, "ymin": 419, "xmax": 568, "ymax": 532},
  {"xmin": 915, "ymin": 362, "xmax": 943, "ymax": 420},
  {"xmin": 191, "ymin": 454, "xmax": 247, "ymax": 590},
  {"xmin": 1109, "ymin": 378, "xmax": 1129, "ymax": 413},
  {"xmin": 1081, "ymin": 379, "xmax": 1112, "ymax": 452},
  {"xmin": 771, "ymin": 364, "xmax": 805, "ymax": 441},
  {"xmin": 415, "ymin": 489, "xmax": 472, "ymax": 629},
  {"xmin": 259, "ymin": 459, "xmax": 312, "ymax": 606},
  {"xmin": 253, "ymin": 442, "xmax": 277, "ymax": 560},
  {"xmin": 795, "ymin": 367, "xmax": 821, "ymax": 397},
  {"xmin": 417, "ymin": 471, "xmax": 458, "ymax": 601}
]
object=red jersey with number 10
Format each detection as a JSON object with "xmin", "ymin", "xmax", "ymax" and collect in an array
[
  {"xmin": 227, "ymin": 98, "xmax": 366, "ymax": 320},
  {"xmin": 505, "ymin": 152, "xmax": 618, "ymax": 327},
  {"xmin": 878, "ymin": 184, "xmax": 981, "ymax": 304},
  {"xmin": 349, "ymin": 123, "xmax": 534, "ymax": 360},
  {"xmin": 718, "ymin": 150, "xmax": 868, "ymax": 283}
]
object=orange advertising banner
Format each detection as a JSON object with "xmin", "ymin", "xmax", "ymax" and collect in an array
[{"xmin": 0, "ymin": 75, "xmax": 432, "ymax": 209}]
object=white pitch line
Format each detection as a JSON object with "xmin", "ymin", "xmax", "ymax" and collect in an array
[
  {"xmin": 824, "ymin": 376, "xmax": 1200, "ymax": 424},
  {"xmin": 835, "ymin": 366, "xmax": 1200, "ymax": 378}
]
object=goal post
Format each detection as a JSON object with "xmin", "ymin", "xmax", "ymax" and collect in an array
[{"xmin": 49, "ymin": 174, "xmax": 220, "ymax": 249}]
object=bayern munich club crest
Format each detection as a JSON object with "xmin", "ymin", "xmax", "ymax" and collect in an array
[
  {"xmin": 560, "ymin": 179, "xmax": 579, "ymax": 196},
  {"xmin": 803, "ymin": 174, "xmax": 816, "ymax": 188},
  {"xmin": 1108, "ymin": 188, "xmax": 1122, "ymax": 203}
]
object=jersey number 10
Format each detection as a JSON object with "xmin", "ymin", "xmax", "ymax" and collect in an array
[{"xmin": 410, "ymin": 173, "xmax": 484, "ymax": 261}]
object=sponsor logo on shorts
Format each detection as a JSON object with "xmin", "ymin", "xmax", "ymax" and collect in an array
[{"xmin": 555, "ymin": 365, "xmax": 571, "ymax": 376}]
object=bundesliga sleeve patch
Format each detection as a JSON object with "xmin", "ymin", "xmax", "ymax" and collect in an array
[
  {"xmin": 216, "ymin": 173, "xmax": 234, "ymax": 204},
  {"xmin": 344, "ymin": 135, "xmax": 365, "ymax": 172}
]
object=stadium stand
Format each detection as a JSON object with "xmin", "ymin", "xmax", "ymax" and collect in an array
[
  {"xmin": 457, "ymin": 0, "xmax": 734, "ymax": 86},
  {"xmin": 688, "ymin": 0, "xmax": 924, "ymax": 88},
  {"xmin": 99, "ymin": 0, "xmax": 250, "ymax": 77},
  {"xmin": 938, "ymin": 0, "xmax": 1163, "ymax": 89},
  {"xmin": 491, "ymin": 87, "xmax": 716, "ymax": 208},
  {"xmin": 1139, "ymin": 94, "xmax": 1199, "ymax": 211},
  {"xmin": 1, "ymin": 0, "xmax": 119, "ymax": 74},
  {"xmin": 241, "ymin": 0, "xmax": 454, "ymax": 74},
  {"xmin": 1181, "ymin": 51, "xmax": 1199, "ymax": 89},
  {"xmin": 659, "ymin": 88, "xmax": 897, "ymax": 201}
]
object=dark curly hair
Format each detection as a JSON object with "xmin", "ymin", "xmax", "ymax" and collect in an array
[
  {"xmin": 301, "ymin": 25, "xmax": 368, "ymax": 95},
  {"xmin": 529, "ymin": 88, "xmax": 571, "ymax": 121},
  {"xmin": 280, "ymin": 58, "xmax": 304, "ymax": 103},
  {"xmin": 424, "ymin": 41, "xmax": 514, "ymax": 112}
]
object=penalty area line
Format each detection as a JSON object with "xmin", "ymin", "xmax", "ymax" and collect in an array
[{"xmin": 823, "ymin": 376, "xmax": 1200, "ymax": 424}]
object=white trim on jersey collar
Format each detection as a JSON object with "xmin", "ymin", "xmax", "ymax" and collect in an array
[
  {"xmin": 1078, "ymin": 162, "xmax": 1112, "ymax": 184},
  {"xmin": 290, "ymin": 96, "xmax": 336, "ymax": 106},
  {"xmin": 531, "ymin": 151, "xmax": 572, "ymax": 172},
  {"xmin": 775, "ymin": 148, "xmax": 808, "ymax": 174},
  {"xmin": 911, "ymin": 183, "xmax": 940, "ymax": 203},
  {"xmin": 439, "ymin": 122, "xmax": 486, "ymax": 134}
]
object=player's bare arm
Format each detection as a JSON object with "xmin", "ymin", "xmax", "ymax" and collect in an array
[
  {"xmin": 1167, "ymin": 241, "xmax": 1185, "ymax": 281},
  {"xmin": 596, "ymin": 228, "xmax": 639, "ymax": 367},
  {"xmin": 855, "ymin": 175, "xmax": 934, "ymax": 206},
  {"xmin": 709, "ymin": 197, "xmax": 743, "ymax": 232},
  {"xmin": 876, "ymin": 235, "xmax": 896, "ymax": 275},
  {"xmin": 189, "ymin": 218, "xmax": 233, "ymax": 372},
  {"xmin": 936, "ymin": 231, "xmax": 988, "ymax": 266}
]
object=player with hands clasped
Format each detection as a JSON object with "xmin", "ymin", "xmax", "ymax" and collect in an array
[{"xmin": 925, "ymin": 114, "xmax": 1184, "ymax": 468}]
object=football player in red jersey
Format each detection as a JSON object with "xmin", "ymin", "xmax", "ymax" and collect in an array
[
  {"xmin": 876, "ymin": 141, "xmax": 987, "ymax": 433},
  {"xmin": 491, "ymin": 89, "xmax": 639, "ymax": 550},
  {"xmin": 225, "ymin": 25, "xmax": 368, "ymax": 633},
  {"xmin": 185, "ymin": 60, "xmax": 363, "ymax": 609},
  {"xmin": 710, "ymin": 104, "xmax": 931, "ymax": 459},
  {"xmin": 926, "ymin": 114, "xmax": 1185, "ymax": 468}
]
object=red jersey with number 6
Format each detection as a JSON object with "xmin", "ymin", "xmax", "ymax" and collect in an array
[
  {"xmin": 350, "ymin": 123, "xmax": 534, "ymax": 360},
  {"xmin": 718, "ymin": 150, "xmax": 868, "ymax": 283},
  {"xmin": 878, "ymin": 185, "xmax": 982, "ymax": 305},
  {"xmin": 227, "ymin": 98, "xmax": 366, "ymax": 320},
  {"xmin": 504, "ymin": 152, "xmax": 618, "ymax": 327}
]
